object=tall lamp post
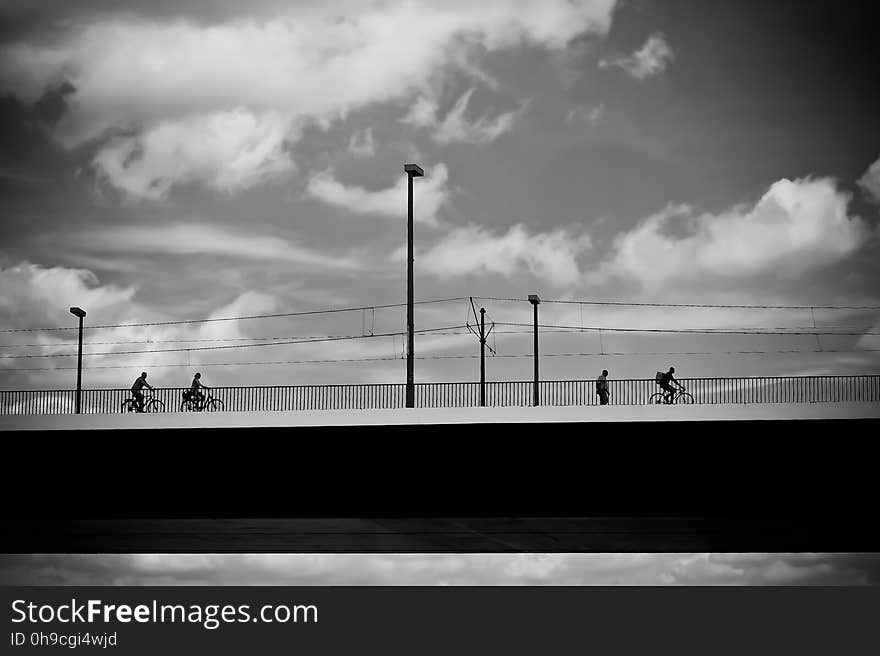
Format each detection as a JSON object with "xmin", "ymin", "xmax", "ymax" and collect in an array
[
  {"xmin": 528, "ymin": 295, "xmax": 540, "ymax": 407},
  {"xmin": 404, "ymin": 163, "xmax": 424, "ymax": 408},
  {"xmin": 69, "ymin": 306, "xmax": 86, "ymax": 414}
]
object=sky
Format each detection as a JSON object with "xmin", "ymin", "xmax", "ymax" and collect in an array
[
  {"xmin": 2, "ymin": 553, "xmax": 880, "ymax": 586},
  {"xmin": 1, "ymin": 0, "xmax": 879, "ymax": 391}
]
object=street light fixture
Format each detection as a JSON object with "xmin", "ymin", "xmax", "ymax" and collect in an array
[
  {"xmin": 528, "ymin": 295, "xmax": 540, "ymax": 407},
  {"xmin": 404, "ymin": 163, "xmax": 424, "ymax": 409},
  {"xmin": 69, "ymin": 306, "xmax": 86, "ymax": 414}
]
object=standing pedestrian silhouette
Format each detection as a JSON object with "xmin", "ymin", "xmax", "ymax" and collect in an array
[{"xmin": 596, "ymin": 369, "xmax": 610, "ymax": 405}]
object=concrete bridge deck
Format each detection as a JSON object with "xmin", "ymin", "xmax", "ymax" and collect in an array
[
  {"xmin": 2, "ymin": 402, "xmax": 877, "ymax": 553},
  {"xmin": 2, "ymin": 401, "xmax": 878, "ymax": 430}
]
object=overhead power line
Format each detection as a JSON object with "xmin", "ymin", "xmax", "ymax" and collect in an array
[
  {"xmin": 0, "ymin": 329, "xmax": 476, "ymax": 349},
  {"xmin": 0, "ymin": 325, "xmax": 468, "ymax": 359},
  {"xmin": 474, "ymin": 297, "xmax": 880, "ymax": 311},
  {"xmin": 0, "ymin": 297, "xmax": 469, "ymax": 334},
  {"xmin": 3, "ymin": 324, "xmax": 877, "ymax": 352},
  {"xmin": 4, "ymin": 295, "xmax": 877, "ymax": 334},
  {"xmin": 494, "ymin": 322, "xmax": 880, "ymax": 336},
  {"xmin": 3, "ymin": 348, "xmax": 879, "ymax": 372}
]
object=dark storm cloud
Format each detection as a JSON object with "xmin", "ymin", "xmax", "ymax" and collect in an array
[
  {"xmin": 32, "ymin": 80, "xmax": 76, "ymax": 126},
  {"xmin": 0, "ymin": 90, "xmax": 76, "ymax": 193}
]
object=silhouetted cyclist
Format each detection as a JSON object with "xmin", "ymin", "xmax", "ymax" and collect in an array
[
  {"xmin": 131, "ymin": 371, "xmax": 154, "ymax": 413},
  {"xmin": 188, "ymin": 372, "xmax": 208, "ymax": 408},
  {"xmin": 658, "ymin": 367, "xmax": 683, "ymax": 404}
]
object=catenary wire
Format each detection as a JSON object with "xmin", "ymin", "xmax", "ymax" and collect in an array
[
  {"xmin": 473, "ymin": 296, "xmax": 880, "ymax": 310},
  {"xmin": 0, "ymin": 325, "xmax": 468, "ymax": 359},
  {"xmin": 2, "ymin": 348, "xmax": 879, "ymax": 371},
  {"xmin": 0, "ymin": 297, "xmax": 469, "ymax": 333},
  {"xmin": 494, "ymin": 322, "xmax": 880, "ymax": 336}
]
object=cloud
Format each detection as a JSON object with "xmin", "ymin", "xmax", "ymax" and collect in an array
[
  {"xmin": 400, "ymin": 96, "xmax": 440, "ymax": 129},
  {"xmin": 72, "ymin": 222, "xmax": 366, "ymax": 271},
  {"xmin": 0, "ymin": 1, "xmax": 618, "ymax": 197},
  {"xmin": 565, "ymin": 102, "xmax": 604, "ymax": 126},
  {"xmin": 857, "ymin": 154, "xmax": 880, "ymax": 204},
  {"xmin": 668, "ymin": 554, "xmax": 880, "ymax": 586},
  {"xmin": 402, "ymin": 88, "xmax": 528, "ymax": 145},
  {"xmin": 92, "ymin": 109, "xmax": 297, "ymax": 201},
  {"xmin": 590, "ymin": 177, "xmax": 874, "ymax": 292},
  {"xmin": 2, "ymin": 553, "xmax": 879, "ymax": 586},
  {"xmin": 0, "ymin": 261, "xmax": 140, "ymax": 387},
  {"xmin": 306, "ymin": 163, "xmax": 451, "ymax": 226},
  {"xmin": 599, "ymin": 33, "xmax": 674, "ymax": 80},
  {"xmin": 410, "ymin": 223, "xmax": 592, "ymax": 287},
  {"xmin": 0, "ymin": 260, "xmax": 291, "ymax": 388},
  {"xmin": 0, "ymin": 261, "xmax": 136, "ymax": 332},
  {"xmin": 348, "ymin": 126, "xmax": 376, "ymax": 158}
]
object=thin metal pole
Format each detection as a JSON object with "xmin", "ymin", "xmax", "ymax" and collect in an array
[
  {"xmin": 532, "ymin": 301, "xmax": 539, "ymax": 406},
  {"xmin": 406, "ymin": 172, "xmax": 414, "ymax": 408},
  {"xmin": 75, "ymin": 315, "xmax": 83, "ymax": 414},
  {"xmin": 480, "ymin": 307, "xmax": 486, "ymax": 407}
]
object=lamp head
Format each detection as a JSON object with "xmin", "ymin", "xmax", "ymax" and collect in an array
[
  {"xmin": 404, "ymin": 163, "xmax": 424, "ymax": 177},
  {"xmin": 69, "ymin": 306, "xmax": 86, "ymax": 318},
  {"xmin": 527, "ymin": 294, "xmax": 540, "ymax": 305}
]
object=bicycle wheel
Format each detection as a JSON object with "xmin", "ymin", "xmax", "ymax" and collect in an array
[
  {"xmin": 677, "ymin": 392, "xmax": 695, "ymax": 404},
  {"xmin": 180, "ymin": 399, "xmax": 193, "ymax": 412},
  {"xmin": 148, "ymin": 399, "xmax": 166, "ymax": 413},
  {"xmin": 648, "ymin": 393, "xmax": 665, "ymax": 405},
  {"xmin": 121, "ymin": 399, "xmax": 136, "ymax": 413},
  {"xmin": 206, "ymin": 398, "xmax": 224, "ymax": 412}
]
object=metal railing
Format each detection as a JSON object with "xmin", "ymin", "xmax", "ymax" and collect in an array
[{"xmin": 1, "ymin": 375, "xmax": 878, "ymax": 415}]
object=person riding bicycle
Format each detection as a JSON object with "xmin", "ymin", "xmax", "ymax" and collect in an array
[
  {"xmin": 658, "ymin": 367, "xmax": 683, "ymax": 404},
  {"xmin": 131, "ymin": 371, "xmax": 154, "ymax": 413},
  {"xmin": 187, "ymin": 372, "xmax": 208, "ymax": 408}
]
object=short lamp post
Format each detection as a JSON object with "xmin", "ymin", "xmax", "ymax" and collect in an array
[
  {"xmin": 69, "ymin": 306, "xmax": 86, "ymax": 414},
  {"xmin": 404, "ymin": 163, "xmax": 424, "ymax": 408},
  {"xmin": 528, "ymin": 294, "xmax": 540, "ymax": 407}
]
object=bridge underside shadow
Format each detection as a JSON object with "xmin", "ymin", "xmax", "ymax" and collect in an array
[
  {"xmin": 2, "ymin": 417, "xmax": 878, "ymax": 552},
  {"xmin": 3, "ymin": 517, "xmax": 877, "ymax": 553}
]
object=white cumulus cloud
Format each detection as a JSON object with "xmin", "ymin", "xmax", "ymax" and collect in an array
[
  {"xmin": 403, "ymin": 88, "xmax": 528, "ymax": 145},
  {"xmin": 72, "ymin": 222, "xmax": 366, "ymax": 271},
  {"xmin": 0, "ymin": 261, "xmax": 136, "ymax": 332},
  {"xmin": 306, "ymin": 163, "xmax": 452, "ymax": 226},
  {"xmin": 0, "ymin": 0, "xmax": 618, "ymax": 198},
  {"xmin": 591, "ymin": 177, "xmax": 874, "ymax": 291},
  {"xmin": 599, "ymin": 33, "xmax": 674, "ymax": 80},
  {"xmin": 412, "ymin": 223, "xmax": 592, "ymax": 287},
  {"xmin": 92, "ymin": 109, "xmax": 297, "ymax": 201}
]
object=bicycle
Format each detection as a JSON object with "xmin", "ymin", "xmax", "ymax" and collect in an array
[
  {"xmin": 180, "ymin": 390, "xmax": 224, "ymax": 412},
  {"xmin": 649, "ymin": 386, "xmax": 695, "ymax": 405},
  {"xmin": 122, "ymin": 391, "xmax": 166, "ymax": 413}
]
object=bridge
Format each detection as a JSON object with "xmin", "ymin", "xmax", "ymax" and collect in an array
[
  {"xmin": 2, "ymin": 373, "xmax": 877, "ymax": 554},
  {"xmin": 2, "ymin": 373, "xmax": 878, "ymax": 415}
]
